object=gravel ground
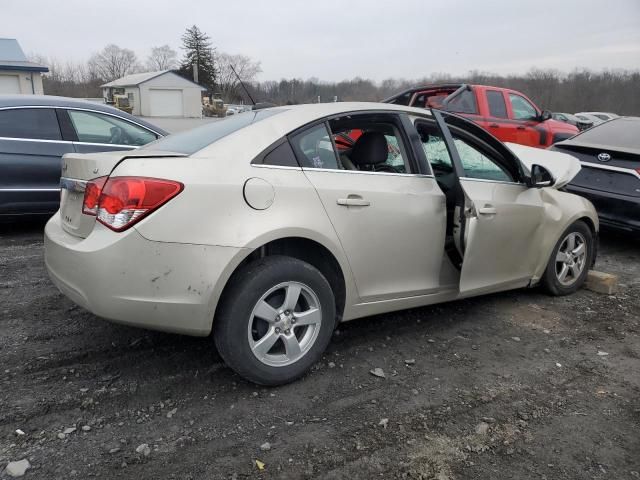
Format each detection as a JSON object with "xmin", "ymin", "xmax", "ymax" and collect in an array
[{"xmin": 0, "ymin": 220, "xmax": 639, "ymax": 479}]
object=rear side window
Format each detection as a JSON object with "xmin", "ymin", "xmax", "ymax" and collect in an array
[
  {"xmin": 0, "ymin": 108, "xmax": 61, "ymax": 140},
  {"xmin": 261, "ymin": 141, "xmax": 299, "ymax": 167},
  {"xmin": 446, "ymin": 89, "xmax": 477, "ymax": 114},
  {"xmin": 387, "ymin": 91, "xmax": 412, "ymax": 106},
  {"xmin": 144, "ymin": 108, "xmax": 287, "ymax": 154},
  {"xmin": 486, "ymin": 90, "xmax": 508, "ymax": 118},
  {"xmin": 290, "ymin": 123, "xmax": 339, "ymax": 169}
]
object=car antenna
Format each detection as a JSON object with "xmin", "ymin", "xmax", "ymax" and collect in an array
[{"xmin": 229, "ymin": 64, "xmax": 256, "ymax": 106}]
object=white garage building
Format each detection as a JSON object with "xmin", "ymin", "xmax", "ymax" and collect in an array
[
  {"xmin": 0, "ymin": 38, "xmax": 48, "ymax": 94},
  {"xmin": 101, "ymin": 70, "xmax": 205, "ymax": 118}
]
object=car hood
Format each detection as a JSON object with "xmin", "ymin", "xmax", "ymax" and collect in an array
[{"xmin": 506, "ymin": 142, "xmax": 581, "ymax": 189}]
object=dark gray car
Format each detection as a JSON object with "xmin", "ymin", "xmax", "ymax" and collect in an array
[{"xmin": 0, "ymin": 95, "xmax": 167, "ymax": 216}]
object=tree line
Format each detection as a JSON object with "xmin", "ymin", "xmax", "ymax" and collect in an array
[
  {"xmin": 246, "ymin": 69, "xmax": 640, "ymax": 115},
  {"xmin": 31, "ymin": 25, "xmax": 640, "ymax": 115}
]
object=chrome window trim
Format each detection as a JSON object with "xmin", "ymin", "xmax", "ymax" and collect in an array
[
  {"xmin": 77, "ymin": 142, "xmax": 140, "ymax": 149},
  {"xmin": 302, "ymin": 167, "xmax": 434, "ymax": 179},
  {"xmin": 580, "ymin": 161, "xmax": 640, "ymax": 180},
  {"xmin": 250, "ymin": 164, "xmax": 302, "ymax": 171},
  {"xmin": 0, "ymin": 105, "xmax": 164, "ymax": 137},
  {"xmin": 0, "ymin": 135, "xmax": 139, "ymax": 149},
  {"xmin": 0, "ymin": 135, "xmax": 71, "ymax": 145},
  {"xmin": 0, "ymin": 187, "xmax": 61, "ymax": 192},
  {"xmin": 459, "ymin": 176, "xmax": 525, "ymax": 186}
]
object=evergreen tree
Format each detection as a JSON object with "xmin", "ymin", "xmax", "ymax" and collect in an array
[{"xmin": 178, "ymin": 25, "xmax": 217, "ymax": 91}]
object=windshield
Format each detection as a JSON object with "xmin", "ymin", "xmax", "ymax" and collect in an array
[{"xmin": 143, "ymin": 108, "xmax": 287, "ymax": 154}]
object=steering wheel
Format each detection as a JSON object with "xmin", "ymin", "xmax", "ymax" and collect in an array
[{"xmin": 109, "ymin": 126, "xmax": 125, "ymax": 145}]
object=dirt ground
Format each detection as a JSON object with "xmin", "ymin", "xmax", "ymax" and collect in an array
[{"xmin": 1, "ymin": 219, "xmax": 638, "ymax": 480}]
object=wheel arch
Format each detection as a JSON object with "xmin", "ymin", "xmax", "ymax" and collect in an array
[
  {"xmin": 531, "ymin": 195, "xmax": 600, "ymax": 283},
  {"xmin": 209, "ymin": 234, "xmax": 350, "ymax": 334}
]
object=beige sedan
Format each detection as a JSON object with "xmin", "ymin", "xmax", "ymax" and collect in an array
[{"xmin": 45, "ymin": 103, "xmax": 598, "ymax": 385}]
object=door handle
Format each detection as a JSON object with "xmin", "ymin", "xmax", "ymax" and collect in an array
[
  {"xmin": 517, "ymin": 125, "xmax": 526, "ymax": 130},
  {"xmin": 489, "ymin": 123, "xmax": 499, "ymax": 128},
  {"xmin": 337, "ymin": 195, "xmax": 370, "ymax": 207},
  {"xmin": 478, "ymin": 206, "xmax": 497, "ymax": 215}
]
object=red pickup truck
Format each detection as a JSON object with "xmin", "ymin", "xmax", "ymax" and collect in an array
[{"xmin": 384, "ymin": 84, "xmax": 578, "ymax": 148}]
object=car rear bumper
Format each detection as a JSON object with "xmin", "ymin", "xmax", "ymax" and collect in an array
[
  {"xmin": 566, "ymin": 184, "xmax": 640, "ymax": 232},
  {"xmin": 44, "ymin": 213, "xmax": 246, "ymax": 336}
]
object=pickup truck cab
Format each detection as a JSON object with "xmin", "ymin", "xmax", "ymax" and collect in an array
[{"xmin": 384, "ymin": 84, "xmax": 578, "ymax": 148}]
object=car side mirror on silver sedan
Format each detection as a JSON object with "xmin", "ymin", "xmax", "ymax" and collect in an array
[{"xmin": 528, "ymin": 164, "xmax": 555, "ymax": 188}]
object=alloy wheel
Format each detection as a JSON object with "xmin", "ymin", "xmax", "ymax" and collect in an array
[
  {"xmin": 555, "ymin": 231, "xmax": 587, "ymax": 286},
  {"xmin": 248, "ymin": 282, "xmax": 322, "ymax": 367}
]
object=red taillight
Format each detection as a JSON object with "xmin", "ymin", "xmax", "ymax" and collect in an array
[
  {"xmin": 82, "ymin": 176, "xmax": 108, "ymax": 215},
  {"xmin": 93, "ymin": 177, "xmax": 183, "ymax": 232}
]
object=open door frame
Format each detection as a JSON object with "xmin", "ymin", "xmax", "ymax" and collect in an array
[{"xmin": 431, "ymin": 109, "xmax": 544, "ymax": 295}]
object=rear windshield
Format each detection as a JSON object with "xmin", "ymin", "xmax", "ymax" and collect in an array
[
  {"xmin": 143, "ymin": 108, "xmax": 286, "ymax": 154},
  {"xmin": 568, "ymin": 118, "xmax": 639, "ymax": 149}
]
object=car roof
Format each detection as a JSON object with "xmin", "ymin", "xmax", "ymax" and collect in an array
[
  {"xmin": 576, "ymin": 111, "xmax": 617, "ymax": 117},
  {"xmin": 248, "ymin": 102, "xmax": 433, "ymax": 136},
  {"xmin": 0, "ymin": 94, "xmax": 167, "ymax": 135}
]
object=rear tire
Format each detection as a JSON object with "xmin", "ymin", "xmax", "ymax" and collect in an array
[
  {"xmin": 541, "ymin": 220, "xmax": 593, "ymax": 296},
  {"xmin": 214, "ymin": 256, "xmax": 336, "ymax": 386}
]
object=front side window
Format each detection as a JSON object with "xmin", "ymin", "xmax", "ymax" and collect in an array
[
  {"xmin": 68, "ymin": 110, "xmax": 157, "ymax": 146},
  {"xmin": 454, "ymin": 136, "xmax": 513, "ymax": 182},
  {"xmin": 509, "ymin": 94, "xmax": 538, "ymax": 120},
  {"xmin": 486, "ymin": 90, "xmax": 508, "ymax": 118},
  {"xmin": 0, "ymin": 108, "xmax": 61, "ymax": 140},
  {"xmin": 415, "ymin": 120, "xmax": 454, "ymax": 175}
]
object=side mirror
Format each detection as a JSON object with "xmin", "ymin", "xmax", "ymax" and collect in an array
[
  {"xmin": 529, "ymin": 164, "xmax": 555, "ymax": 188},
  {"xmin": 539, "ymin": 110, "xmax": 552, "ymax": 122}
]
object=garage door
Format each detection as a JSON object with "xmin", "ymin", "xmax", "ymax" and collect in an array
[
  {"xmin": 0, "ymin": 75, "xmax": 21, "ymax": 94},
  {"xmin": 149, "ymin": 89, "xmax": 183, "ymax": 117}
]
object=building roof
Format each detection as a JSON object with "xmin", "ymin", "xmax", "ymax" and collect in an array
[
  {"xmin": 101, "ymin": 70, "xmax": 205, "ymax": 89},
  {"xmin": 0, "ymin": 38, "xmax": 48, "ymax": 72}
]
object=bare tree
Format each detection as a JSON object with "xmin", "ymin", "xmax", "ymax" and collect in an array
[
  {"xmin": 217, "ymin": 52, "xmax": 262, "ymax": 101},
  {"xmin": 88, "ymin": 44, "xmax": 139, "ymax": 82},
  {"xmin": 146, "ymin": 45, "xmax": 178, "ymax": 71}
]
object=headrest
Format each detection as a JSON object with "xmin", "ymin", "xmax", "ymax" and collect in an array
[{"xmin": 351, "ymin": 131, "xmax": 388, "ymax": 166}]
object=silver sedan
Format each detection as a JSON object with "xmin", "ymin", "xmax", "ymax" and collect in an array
[{"xmin": 45, "ymin": 102, "xmax": 598, "ymax": 385}]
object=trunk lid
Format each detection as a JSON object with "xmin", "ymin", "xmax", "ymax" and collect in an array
[
  {"xmin": 552, "ymin": 143, "xmax": 640, "ymax": 197},
  {"xmin": 59, "ymin": 150, "xmax": 185, "ymax": 238}
]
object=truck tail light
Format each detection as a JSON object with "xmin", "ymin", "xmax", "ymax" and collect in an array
[
  {"xmin": 93, "ymin": 176, "xmax": 183, "ymax": 232},
  {"xmin": 82, "ymin": 176, "xmax": 108, "ymax": 216}
]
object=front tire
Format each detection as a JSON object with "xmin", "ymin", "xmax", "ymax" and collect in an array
[
  {"xmin": 541, "ymin": 220, "xmax": 593, "ymax": 296},
  {"xmin": 214, "ymin": 256, "xmax": 336, "ymax": 386}
]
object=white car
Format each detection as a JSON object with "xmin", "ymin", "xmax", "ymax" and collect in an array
[
  {"xmin": 45, "ymin": 102, "xmax": 598, "ymax": 385},
  {"xmin": 574, "ymin": 112, "xmax": 619, "ymax": 126}
]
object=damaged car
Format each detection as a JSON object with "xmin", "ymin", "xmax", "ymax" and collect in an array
[{"xmin": 44, "ymin": 103, "xmax": 597, "ymax": 385}]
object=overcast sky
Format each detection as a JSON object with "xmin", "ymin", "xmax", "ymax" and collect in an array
[{"xmin": 4, "ymin": 0, "xmax": 640, "ymax": 82}]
